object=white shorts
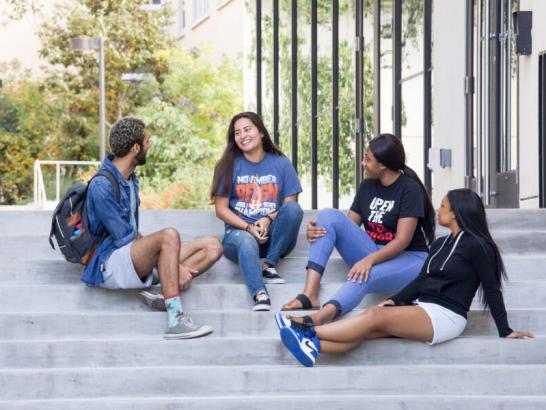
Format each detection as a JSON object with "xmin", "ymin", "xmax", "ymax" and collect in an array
[
  {"xmin": 416, "ymin": 300, "xmax": 467, "ymax": 345},
  {"xmin": 100, "ymin": 242, "xmax": 159, "ymax": 290}
]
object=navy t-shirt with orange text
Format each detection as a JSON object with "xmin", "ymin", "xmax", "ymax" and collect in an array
[
  {"xmin": 350, "ymin": 174, "xmax": 428, "ymax": 251},
  {"xmin": 222, "ymin": 153, "xmax": 302, "ymax": 224}
]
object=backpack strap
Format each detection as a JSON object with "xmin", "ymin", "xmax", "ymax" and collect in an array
[{"xmin": 91, "ymin": 169, "xmax": 121, "ymax": 203}]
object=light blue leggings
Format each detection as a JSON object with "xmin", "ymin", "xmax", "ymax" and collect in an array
[{"xmin": 306, "ymin": 208, "xmax": 427, "ymax": 318}]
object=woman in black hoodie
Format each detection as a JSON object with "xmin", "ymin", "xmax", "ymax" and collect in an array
[{"xmin": 276, "ymin": 188, "xmax": 533, "ymax": 367}]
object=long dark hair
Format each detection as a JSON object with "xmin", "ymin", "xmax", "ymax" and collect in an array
[
  {"xmin": 210, "ymin": 112, "xmax": 284, "ymax": 200},
  {"xmin": 447, "ymin": 188, "xmax": 507, "ymax": 306},
  {"xmin": 368, "ymin": 133, "xmax": 435, "ymax": 245}
]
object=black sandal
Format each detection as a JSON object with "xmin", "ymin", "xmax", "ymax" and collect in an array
[{"xmin": 281, "ymin": 293, "xmax": 320, "ymax": 311}]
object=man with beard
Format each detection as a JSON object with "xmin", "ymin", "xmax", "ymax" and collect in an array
[{"xmin": 84, "ymin": 117, "xmax": 222, "ymax": 339}]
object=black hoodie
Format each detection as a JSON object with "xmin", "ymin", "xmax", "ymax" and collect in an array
[{"xmin": 391, "ymin": 232, "xmax": 513, "ymax": 337}]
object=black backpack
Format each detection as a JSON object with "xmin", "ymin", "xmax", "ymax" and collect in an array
[{"xmin": 48, "ymin": 170, "xmax": 120, "ymax": 265}]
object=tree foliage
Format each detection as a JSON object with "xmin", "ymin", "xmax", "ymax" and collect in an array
[
  {"xmin": 36, "ymin": 0, "xmax": 174, "ymax": 160},
  {"xmin": 247, "ymin": 0, "xmax": 426, "ymax": 199},
  {"xmin": 0, "ymin": 1, "xmax": 243, "ymax": 207},
  {"xmin": 0, "ymin": 65, "xmax": 63, "ymax": 203},
  {"xmin": 136, "ymin": 50, "xmax": 243, "ymax": 209}
]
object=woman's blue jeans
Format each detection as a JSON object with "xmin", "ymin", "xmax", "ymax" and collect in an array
[
  {"xmin": 306, "ymin": 208, "xmax": 427, "ymax": 318},
  {"xmin": 222, "ymin": 201, "xmax": 303, "ymax": 297}
]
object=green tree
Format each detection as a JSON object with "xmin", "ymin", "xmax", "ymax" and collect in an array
[
  {"xmin": 136, "ymin": 49, "xmax": 243, "ymax": 209},
  {"xmin": 37, "ymin": 0, "xmax": 174, "ymax": 160},
  {"xmin": 0, "ymin": 67, "xmax": 64, "ymax": 203}
]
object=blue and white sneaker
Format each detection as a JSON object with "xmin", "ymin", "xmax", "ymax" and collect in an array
[
  {"xmin": 279, "ymin": 321, "xmax": 321, "ymax": 367},
  {"xmin": 274, "ymin": 313, "xmax": 292, "ymax": 330}
]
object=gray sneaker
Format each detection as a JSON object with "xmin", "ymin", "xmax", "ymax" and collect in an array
[
  {"xmin": 164, "ymin": 313, "xmax": 213, "ymax": 340},
  {"xmin": 139, "ymin": 286, "xmax": 166, "ymax": 311}
]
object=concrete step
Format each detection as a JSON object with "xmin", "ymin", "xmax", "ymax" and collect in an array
[
  {"xmin": 1, "ymin": 395, "xmax": 545, "ymax": 410},
  {"xmin": 0, "ymin": 336, "xmax": 542, "ymax": 369},
  {"xmin": 4, "ymin": 254, "xmax": 546, "ymax": 284},
  {"xmin": 4, "ymin": 229, "xmax": 546, "ymax": 260},
  {"xmin": 3, "ymin": 209, "xmax": 546, "ymax": 237},
  {"xmin": 0, "ymin": 282, "xmax": 542, "ymax": 312},
  {"xmin": 0, "ymin": 365, "xmax": 545, "ymax": 400},
  {"xmin": 0, "ymin": 308, "xmax": 541, "ymax": 340}
]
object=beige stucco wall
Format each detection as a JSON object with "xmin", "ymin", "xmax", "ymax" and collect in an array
[
  {"xmin": 0, "ymin": 4, "xmax": 53, "ymax": 73},
  {"xmin": 518, "ymin": 0, "xmax": 545, "ymax": 208},
  {"xmin": 431, "ymin": 0, "xmax": 466, "ymax": 206},
  {"xmin": 172, "ymin": 0, "xmax": 244, "ymax": 63}
]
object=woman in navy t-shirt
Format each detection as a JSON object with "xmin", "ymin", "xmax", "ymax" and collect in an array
[
  {"xmin": 281, "ymin": 133, "xmax": 435, "ymax": 326},
  {"xmin": 211, "ymin": 112, "xmax": 303, "ymax": 311}
]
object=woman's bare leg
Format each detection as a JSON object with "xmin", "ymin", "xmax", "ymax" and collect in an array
[
  {"xmin": 319, "ymin": 339, "xmax": 362, "ymax": 353},
  {"xmin": 281, "ymin": 269, "xmax": 322, "ymax": 309},
  {"xmin": 315, "ymin": 305, "xmax": 433, "ymax": 352}
]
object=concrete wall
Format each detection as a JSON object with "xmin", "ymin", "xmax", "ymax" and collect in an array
[
  {"xmin": 431, "ymin": 0, "xmax": 466, "ymax": 206},
  {"xmin": 171, "ymin": 0, "xmax": 244, "ymax": 63},
  {"xmin": 518, "ymin": 0, "xmax": 545, "ymax": 208},
  {"xmin": 0, "ymin": 2, "xmax": 55, "ymax": 74}
]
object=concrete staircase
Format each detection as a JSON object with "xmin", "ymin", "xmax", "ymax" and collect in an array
[{"xmin": 0, "ymin": 209, "xmax": 545, "ymax": 409}]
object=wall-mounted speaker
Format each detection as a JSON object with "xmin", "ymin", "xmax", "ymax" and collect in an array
[{"xmin": 513, "ymin": 11, "xmax": 532, "ymax": 55}]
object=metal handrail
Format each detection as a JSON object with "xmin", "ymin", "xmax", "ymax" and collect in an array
[{"xmin": 33, "ymin": 160, "xmax": 100, "ymax": 210}]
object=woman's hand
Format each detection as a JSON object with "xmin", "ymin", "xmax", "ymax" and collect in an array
[
  {"xmin": 377, "ymin": 299, "xmax": 395, "ymax": 307},
  {"xmin": 506, "ymin": 331, "xmax": 534, "ymax": 339},
  {"xmin": 247, "ymin": 224, "xmax": 268, "ymax": 244},
  {"xmin": 306, "ymin": 219, "xmax": 326, "ymax": 243},
  {"xmin": 255, "ymin": 217, "xmax": 272, "ymax": 239},
  {"xmin": 347, "ymin": 255, "xmax": 375, "ymax": 284}
]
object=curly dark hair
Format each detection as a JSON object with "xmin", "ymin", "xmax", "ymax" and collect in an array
[{"xmin": 109, "ymin": 117, "xmax": 146, "ymax": 158}]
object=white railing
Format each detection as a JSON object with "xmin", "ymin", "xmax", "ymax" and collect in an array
[{"xmin": 33, "ymin": 160, "xmax": 100, "ymax": 210}]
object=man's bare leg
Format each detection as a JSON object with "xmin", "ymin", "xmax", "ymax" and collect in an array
[
  {"xmin": 131, "ymin": 228, "xmax": 180, "ymax": 297},
  {"xmin": 179, "ymin": 236, "xmax": 223, "ymax": 277},
  {"xmin": 132, "ymin": 228, "xmax": 213, "ymax": 338}
]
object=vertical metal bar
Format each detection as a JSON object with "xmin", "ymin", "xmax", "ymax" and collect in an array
[
  {"xmin": 505, "ymin": 0, "xmax": 512, "ymax": 170},
  {"xmin": 256, "ymin": 0, "xmax": 262, "ymax": 117},
  {"xmin": 536, "ymin": 54, "xmax": 546, "ymax": 208},
  {"xmin": 373, "ymin": 0, "xmax": 381, "ymax": 135},
  {"xmin": 55, "ymin": 163, "xmax": 61, "ymax": 202},
  {"xmin": 291, "ymin": 0, "xmax": 298, "ymax": 172},
  {"xmin": 499, "ymin": 0, "xmax": 505, "ymax": 172},
  {"xmin": 484, "ymin": 0, "xmax": 491, "ymax": 205},
  {"xmin": 424, "ymin": 0, "xmax": 432, "ymax": 193},
  {"xmin": 392, "ymin": 0, "xmax": 402, "ymax": 138},
  {"xmin": 355, "ymin": 0, "xmax": 364, "ymax": 187},
  {"xmin": 538, "ymin": 55, "xmax": 544, "ymax": 208},
  {"xmin": 332, "ymin": 0, "xmax": 340, "ymax": 208},
  {"xmin": 465, "ymin": 0, "xmax": 475, "ymax": 188},
  {"xmin": 477, "ymin": 0, "xmax": 484, "ymax": 198},
  {"xmin": 98, "ymin": 36, "xmax": 106, "ymax": 162},
  {"xmin": 311, "ymin": 0, "xmax": 318, "ymax": 209},
  {"xmin": 492, "ymin": 0, "xmax": 502, "ymax": 205},
  {"xmin": 33, "ymin": 161, "xmax": 38, "ymax": 207},
  {"xmin": 273, "ymin": 0, "xmax": 279, "ymax": 145}
]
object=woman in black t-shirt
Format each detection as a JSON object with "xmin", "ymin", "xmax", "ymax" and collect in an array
[
  {"xmin": 280, "ymin": 134, "xmax": 435, "ymax": 326},
  {"xmin": 276, "ymin": 189, "xmax": 532, "ymax": 368}
]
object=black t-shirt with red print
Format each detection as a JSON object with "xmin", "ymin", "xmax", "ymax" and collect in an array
[{"xmin": 350, "ymin": 173, "xmax": 428, "ymax": 252}]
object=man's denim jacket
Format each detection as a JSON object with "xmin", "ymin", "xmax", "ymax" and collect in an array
[{"xmin": 82, "ymin": 155, "xmax": 139, "ymax": 286}]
